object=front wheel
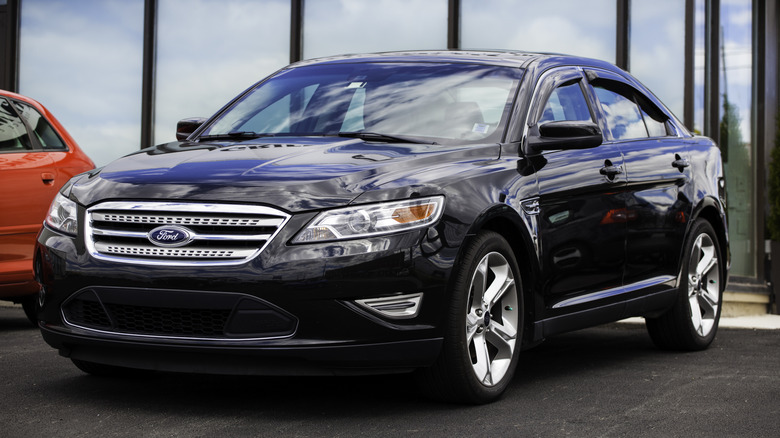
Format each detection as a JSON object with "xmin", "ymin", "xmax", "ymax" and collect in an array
[
  {"xmin": 646, "ymin": 220, "xmax": 723, "ymax": 350},
  {"xmin": 417, "ymin": 231, "xmax": 523, "ymax": 404}
]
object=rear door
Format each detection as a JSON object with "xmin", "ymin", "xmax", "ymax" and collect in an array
[{"xmin": 584, "ymin": 69, "xmax": 691, "ymax": 304}]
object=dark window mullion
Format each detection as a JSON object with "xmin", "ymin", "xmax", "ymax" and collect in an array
[
  {"xmin": 140, "ymin": 0, "xmax": 157, "ymax": 149},
  {"xmin": 684, "ymin": 0, "xmax": 695, "ymax": 129},
  {"xmin": 616, "ymin": 0, "xmax": 630, "ymax": 70},
  {"xmin": 290, "ymin": 0, "xmax": 303, "ymax": 63},
  {"xmin": 448, "ymin": 0, "xmax": 460, "ymax": 49}
]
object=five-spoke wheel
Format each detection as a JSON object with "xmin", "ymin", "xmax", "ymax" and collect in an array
[
  {"xmin": 686, "ymin": 232, "xmax": 720, "ymax": 337},
  {"xmin": 417, "ymin": 231, "xmax": 523, "ymax": 404},
  {"xmin": 465, "ymin": 251, "xmax": 519, "ymax": 387},
  {"xmin": 646, "ymin": 220, "xmax": 723, "ymax": 350}
]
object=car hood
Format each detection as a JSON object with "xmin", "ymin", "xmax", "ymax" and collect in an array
[{"xmin": 70, "ymin": 137, "xmax": 500, "ymax": 212}]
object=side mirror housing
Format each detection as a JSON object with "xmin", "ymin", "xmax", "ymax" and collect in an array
[
  {"xmin": 527, "ymin": 121, "xmax": 603, "ymax": 151},
  {"xmin": 176, "ymin": 117, "xmax": 207, "ymax": 141}
]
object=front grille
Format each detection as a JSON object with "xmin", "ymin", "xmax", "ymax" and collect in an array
[
  {"xmin": 104, "ymin": 304, "xmax": 230, "ymax": 337},
  {"xmin": 85, "ymin": 202, "xmax": 289, "ymax": 266},
  {"xmin": 62, "ymin": 287, "xmax": 298, "ymax": 340}
]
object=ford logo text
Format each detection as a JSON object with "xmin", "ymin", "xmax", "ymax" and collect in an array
[{"xmin": 147, "ymin": 225, "xmax": 194, "ymax": 247}]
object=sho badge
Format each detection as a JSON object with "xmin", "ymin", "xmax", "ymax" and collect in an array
[{"xmin": 147, "ymin": 225, "xmax": 194, "ymax": 247}]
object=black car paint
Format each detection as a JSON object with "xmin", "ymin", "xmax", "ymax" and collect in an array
[{"xmin": 35, "ymin": 51, "xmax": 728, "ymax": 375}]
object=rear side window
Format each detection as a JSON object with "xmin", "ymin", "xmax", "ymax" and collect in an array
[
  {"xmin": 14, "ymin": 101, "xmax": 67, "ymax": 150},
  {"xmin": 0, "ymin": 98, "xmax": 33, "ymax": 152},
  {"xmin": 592, "ymin": 81, "xmax": 670, "ymax": 141}
]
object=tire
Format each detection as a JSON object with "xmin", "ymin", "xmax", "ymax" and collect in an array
[
  {"xmin": 71, "ymin": 359, "xmax": 152, "ymax": 378},
  {"xmin": 646, "ymin": 220, "xmax": 723, "ymax": 351},
  {"xmin": 417, "ymin": 231, "xmax": 523, "ymax": 404},
  {"xmin": 20, "ymin": 296, "xmax": 38, "ymax": 326}
]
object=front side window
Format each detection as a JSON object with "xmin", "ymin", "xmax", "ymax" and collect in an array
[
  {"xmin": 202, "ymin": 63, "xmax": 524, "ymax": 145},
  {"xmin": 0, "ymin": 98, "xmax": 33, "ymax": 152},
  {"xmin": 539, "ymin": 82, "xmax": 593, "ymax": 124}
]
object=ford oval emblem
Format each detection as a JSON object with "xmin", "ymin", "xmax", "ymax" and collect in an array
[{"xmin": 147, "ymin": 225, "xmax": 194, "ymax": 247}]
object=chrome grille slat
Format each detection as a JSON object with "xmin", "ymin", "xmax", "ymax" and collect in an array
[
  {"xmin": 91, "ymin": 227, "xmax": 274, "ymax": 241},
  {"xmin": 95, "ymin": 243, "xmax": 253, "ymax": 259},
  {"xmin": 91, "ymin": 212, "xmax": 284, "ymax": 227},
  {"xmin": 86, "ymin": 202, "xmax": 290, "ymax": 266}
]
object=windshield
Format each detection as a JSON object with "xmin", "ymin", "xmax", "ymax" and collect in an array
[{"xmin": 200, "ymin": 62, "xmax": 524, "ymax": 144}]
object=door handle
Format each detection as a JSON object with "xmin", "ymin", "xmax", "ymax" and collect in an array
[
  {"xmin": 600, "ymin": 160, "xmax": 623, "ymax": 180},
  {"xmin": 41, "ymin": 172, "xmax": 55, "ymax": 185},
  {"xmin": 672, "ymin": 154, "xmax": 690, "ymax": 172}
]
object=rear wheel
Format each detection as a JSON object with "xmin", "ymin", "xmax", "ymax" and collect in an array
[
  {"xmin": 417, "ymin": 231, "xmax": 523, "ymax": 404},
  {"xmin": 646, "ymin": 220, "xmax": 723, "ymax": 350}
]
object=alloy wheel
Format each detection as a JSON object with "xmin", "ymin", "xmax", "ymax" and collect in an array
[
  {"xmin": 466, "ymin": 251, "xmax": 519, "ymax": 386},
  {"xmin": 687, "ymin": 233, "xmax": 720, "ymax": 337}
]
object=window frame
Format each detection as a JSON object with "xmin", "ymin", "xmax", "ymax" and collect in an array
[
  {"xmin": 0, "ymin": 96, "xmax": 69, "ymax": 153},
  {"xmin": 12, "ymin": 98, "xmax": 69, "ymax": 151},
  {"xmin": 521, "ymin": 66, "xmax": 603, "ymax": 154},
  {"xmin": 526, "ymin": 67, "xmax": 598, "ymax": 128},
  {"xmin": 583, "ymin": 68, "xmax": 682, "ymax": 142}
]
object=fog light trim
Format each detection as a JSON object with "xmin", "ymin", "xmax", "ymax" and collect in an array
[{"xmin": 355, "ymin": 293, "xmax": 423, "ymax": 319}]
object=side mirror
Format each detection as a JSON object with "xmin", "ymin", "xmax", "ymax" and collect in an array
[
  {"xmin": 176, "ymin": 117, "xmax": 207, "ymax": 141},
  {"xmin": 527, "ymin": 121, "xmax": 603, "ymax": 151}
]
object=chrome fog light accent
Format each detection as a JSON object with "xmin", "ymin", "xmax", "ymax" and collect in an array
[{"xmin": 355, "ymin": 293, "xmax": 423, "ymax": 319}]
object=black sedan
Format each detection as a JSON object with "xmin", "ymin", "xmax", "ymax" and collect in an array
[{"xmin": 35, "ymin": 51, "xmax": 728, "ymax": 404}]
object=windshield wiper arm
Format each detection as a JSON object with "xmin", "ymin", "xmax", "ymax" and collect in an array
[{"xmin": 337, "ymin": 132, "xmax": 435, "ymax": 144}]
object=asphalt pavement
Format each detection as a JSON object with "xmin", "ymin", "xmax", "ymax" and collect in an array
[{"xmin": 1, "ymin": 305, "xmax": 778, "ymax": 437}]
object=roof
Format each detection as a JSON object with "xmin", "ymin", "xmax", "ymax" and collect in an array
[
  {"xmin": 289, "ymin": 50, "xmax": 621, "ymax": 74},
  {"xmin": 290, "ymin": 50, "xmax": 546, "ymax": 69}
]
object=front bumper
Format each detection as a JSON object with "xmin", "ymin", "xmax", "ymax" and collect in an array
[
  {"xmin": 41, "ymin": 326, "xmax": 442, "ymax": 375},
  {"xmin": 35, "ymin": 218, "xmax": 455, "ymax": 374}
]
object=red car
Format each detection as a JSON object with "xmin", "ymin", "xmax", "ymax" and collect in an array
[{"xmin": 0, "ymin": 90, "xmax": 94, "ymax": 323}]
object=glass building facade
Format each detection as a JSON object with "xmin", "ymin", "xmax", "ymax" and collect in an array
[{"xmin": 0, "ymin": 0, "xmax": 777, "ymax": 302}]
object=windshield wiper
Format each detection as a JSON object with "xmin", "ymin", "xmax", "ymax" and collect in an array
[
  {"xmin": 337, "ymin": 132, "xmax": 435, "ymax": 144},
  {"xmin": 197, "ymin": 132, "xmax": 273, "ymax": 141}
]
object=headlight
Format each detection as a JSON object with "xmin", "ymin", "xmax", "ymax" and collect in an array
[
  {"xmin": 45, "ymin": 192, "xmax": 79, "ymax": 235},
  {"xmin": 293, "ymin": 196, "xmax": 445, "ymax": 243}
]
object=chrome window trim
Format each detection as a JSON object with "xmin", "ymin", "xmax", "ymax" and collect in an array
[{"xmin": 85, "ymin": 201, "xmax": 290, "ymax": 266}]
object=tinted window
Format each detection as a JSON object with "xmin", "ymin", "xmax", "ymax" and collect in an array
[
  {"xmin": 14, "ymin": 101, "xmax": 67, "ymax": 150},
  {"xmin": 539, "ymin": 82, "xmax": 592, "ymax": 124},
  {"xmin": 593, "ymin": 81, "xmax": 670, "ymax": 140},
  {"xmin": 203, "ymin": 63, "xmax": 523, "ymax": 144},
  {"xmin": 641, "ymin": 106, "xmax": 668, "ymax": 137},
  {"xmin": 593, "ymin": 85, "xmax": 647, "ymax": 140},
  {"xmin": 0, "ymin": 98, "xmax": 33, "ymax": 152}
]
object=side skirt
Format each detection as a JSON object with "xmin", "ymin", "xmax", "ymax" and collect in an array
[{"xmin": 528, "ymin": 287, "xmax": 679, "ymax": 343}]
